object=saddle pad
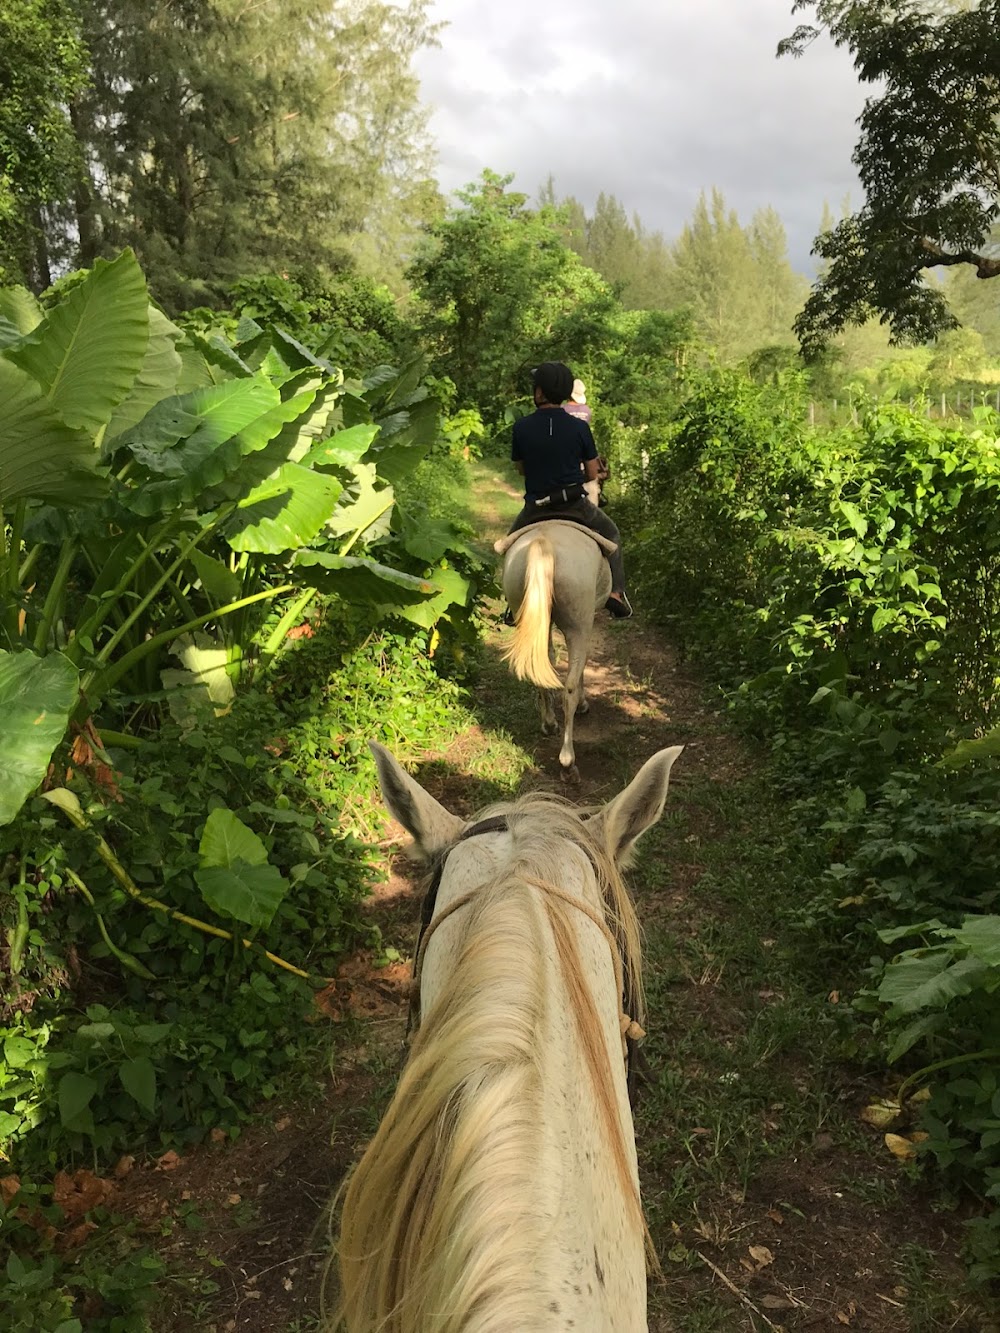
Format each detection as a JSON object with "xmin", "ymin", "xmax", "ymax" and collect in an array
[{"xmin": 493, "ymin": 519, "xmax": 618, "ymax": 557}]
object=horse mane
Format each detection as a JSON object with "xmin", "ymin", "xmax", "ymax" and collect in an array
[{"xmin": 327, "ymin": 794, "xmax": 646, "ymax": 1332}]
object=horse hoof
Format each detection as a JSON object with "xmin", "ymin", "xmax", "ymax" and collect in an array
[
  {"xmin": 560, "ymin": 764, "xmax": 580, "ymax": 785},
  {"xmin": 541, "ymin": 720, "xmax": 558, "ymax": 736}
]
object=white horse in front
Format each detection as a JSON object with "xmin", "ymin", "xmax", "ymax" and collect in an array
[
  {"xmin": 498, "ymin": 519, "xmax": 616, "ymax": 780},
  {"xmin": 330, "ymin": 740, "xmax": 683, "ymax": 1333}
]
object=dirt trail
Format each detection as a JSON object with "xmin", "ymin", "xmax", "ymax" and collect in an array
[{"xmin": 125, "ymin": 467, "xmax": 988, "ymax": 1333}]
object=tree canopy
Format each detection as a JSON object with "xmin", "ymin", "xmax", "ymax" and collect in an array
[
  {"xmin": 0, "ymin": 0, "xmax": 87, "ymax": 287},
  {"xmin": 1, "ymin": 0, "xmax": 440, "ymax": 304},
  {"xmin": 409, "ymin": 171, "xmax": 617, "ymax": 421},
  {"xmin": 781, "ymin": 0, "xmax": 1000, "ymax": 355}
]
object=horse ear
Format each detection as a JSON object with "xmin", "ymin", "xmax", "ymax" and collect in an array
[
  {"xmin": 370, "ymin": 742, "xmax": 464, "ymax": 859},
  {"xmin": 593, "ymin": 745, "xmax": 684, "ymax": 864}
]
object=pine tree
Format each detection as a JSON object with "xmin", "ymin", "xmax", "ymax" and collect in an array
[
  {"xmin": 66, "ymin": 0, "xmax": 439, "ymax": 305},
  {"xmin": 662, "ymin": 189, "xmax": 804, "ymax": 363}
]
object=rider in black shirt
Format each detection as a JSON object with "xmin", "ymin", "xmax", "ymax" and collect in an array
[{"xmin": 508, "ymin": 362, "xmax": 633, "ymax": 618}]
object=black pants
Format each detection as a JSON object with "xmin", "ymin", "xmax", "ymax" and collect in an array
[{"xmin": 508, "ymin": 498, "xmax": 626, "ymax": 593}]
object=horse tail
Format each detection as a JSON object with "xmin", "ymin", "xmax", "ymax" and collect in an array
[{"xmin": 502, "ymin": 535, "xmax": 561, "ymax": 690}]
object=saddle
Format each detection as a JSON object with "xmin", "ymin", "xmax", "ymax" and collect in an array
[{"xmin": 493, "ymin": 519, "xmax": 618, "ymax": 557}]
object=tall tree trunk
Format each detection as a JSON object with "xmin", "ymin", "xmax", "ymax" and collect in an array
[
  {"xmin": 31, "ymin": 207, "xmax": 52, "ymax": 291},
  {"xmin": 69, "ymin": 99, "xmax": 99, "ymax": 265}
]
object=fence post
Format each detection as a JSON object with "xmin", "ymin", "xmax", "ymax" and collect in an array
[
  {"xmin": 942, "ymin": 393, "xmax": 946, "ymax": 418},
  {"xmin": 809, "ymin": 401, "xmax": 815, "ymax": 426}
]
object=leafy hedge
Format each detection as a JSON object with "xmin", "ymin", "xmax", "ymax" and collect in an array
[{"xmin": 625, "ymin": 370, "xmax": 1000, "ymax": 1278}]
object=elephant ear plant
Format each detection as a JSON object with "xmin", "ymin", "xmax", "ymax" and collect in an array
[{"xmin": 0, "ymin": 250, "xmax": 461, "ymax": 831}]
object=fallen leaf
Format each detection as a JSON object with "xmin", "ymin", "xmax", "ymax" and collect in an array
[
  {"xmin": 225, "ymin": 1193, "xmax": 242, "ymax": 1207},
  {"xmin": 760, "ymin": 1295, "xmax": 796, "ymax": 1310},
  {"xmin": 749, "ymin": 1244, "xmax": 775, "ymax": 1268},
  {"xmin": 53, "ymin": 1169, "xmax": 113, "ymax": 1218},
  {"xmin": 114, "ymin": 1155, "xmax": 135, "ymax": 1179},
  {"xmin": 836, "ymin": 1313, "xmax": 852, "ymax": 1326},
  {"xmin": 59, "ymin": 1220, "xmax": 98, "ymax": 1251},
  {"xmin": 861, "ymin": 1100, "xmax": 901, "ymax": 1129},
  {"xmin": 274, "ymin": 1116, "xmax": 292, "ymax": 1132},
  {"xmin": 156, "ymin": 1150, "xmax": 182, "ymax": 1172},
  {"xmin": 282, "ymin": 1278, "xmax": 293, "ymax": 1292},
  {"xmin": 828, "ymin": 990, "xmax": 840, "ymax": 1004},
  {"xmin": 767, "ymin": 1208, "xmax": 784, "ymax": 1225},
  {"xmin": 910, "ymin": 1087, "xmax": 932, "ymax": 1104},
  {"xmin": 885, "ymin": 1133, "xmax": 919, "ymax": 1160},
  {"xmin": 0, "ymin": 1176, "xmax": 21, "ymax": 1206},
  {"xmin": 210, "ymin": 1128, "xmax": 227, "ymax": 1145}
]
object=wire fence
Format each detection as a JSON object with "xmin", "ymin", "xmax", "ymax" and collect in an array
[{"xmin": 809, "ymin": 389, "xmax": 1000, "ymax": 426}]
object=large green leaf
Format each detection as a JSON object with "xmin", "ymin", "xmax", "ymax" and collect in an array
[
  {"xmin": 176, "ymin": 335, "xmax": 253, "ymax": 393},
  {"xmin": 269, "ymin": 327, "xmax": 339, "ymax": 378},
  {"xmin": 200, "ymin": 806, "xmax": 270, "ymax": 867},
  {"xmin": 58, "ymin": 1071, "xmax": 98, "ymax": 1132},
  {"xmin": 946, "ymin": 916, "xmax": 1000, "ymax": 968},
  {"xmin": 224, "ymin": 462, "xmax": 343, "ymax": 554},
  {"xmin": 395, "ymin": 567, "xmax": 472, "ymax": 629},
  {"xmin": 878, "ymin": 950, "xmax": 991, "ymax": 1013},
  {"xmin": 118, "ymin": 378, "xmax": 284, "ymax": 515},
  {"xmin": 6, "ymin": 251, "xmax": 149, "ymax": 433},
  {"xmin": 369, "ymin": 394, "xmax": 439, "ymax": 484},
  {"xmin": 104, "ymin": 307, "xmax": 184, "ymax": 441},
  {"xmin": 0, "ymin": 317, "xmax": 22, "ymax": 350},
  {"xmin": 293, "ymin": 551, "xmax": 436, "ymax": 606},
  {"xmin": 195, "ymin": 807, "xmax": 289, "ymax": 929},
  {"xmin": 0, "ymin": 359, "xmax": 106, "ymax": 507},
  {"xmin": 201, "ymin": 386, "xmax": 340, "ymax": 507},
  {"xmin": 119, "ymin": 1056, "xmax": 157, "ymax": 1114},
  {"xmin": 161, "ymin": 632, "xmax": 235, "ymax": 733},
  {"xmin": 0, "ymin": 650, "xmax": 79, "ymax": 826},
  {"xmin": 397, "ymin": 505, "xmax": 475, "ymax": 563},
  {"xmin": 302, "ymin": 422, "xmax": 378, "ymax": 471},
  {"xmin": 189, "ymin": 550, "xmax": 242, "ymax": 604},
  {"xmin": 326, "ymin": 462, "xmax": 394, "ymax": 541},
  {"xmin": 0, "ymin": 286, "xmax": 42, "ymax": 334}
]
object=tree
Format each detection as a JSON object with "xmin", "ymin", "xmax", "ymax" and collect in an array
[
  {"xmin": 409, "ymin": 172, "xmax": 617, "ymax": 422},
  {"xmin": 32, "ymin": 0, "xmax": 438, "ymax": 305},
  {"xmin": 586, "ymin": 193, "xmax": 640, "ymax": 294},
  {"xmin": 0, "ymin": 0, "xmax": 87, "ymax": 288},
  {"xmin": 780, "ymin": 0, "xmax": 1000, "ymax": 355},
  {"xmin": 661, "ymin": 189, "xmax": 802, "ymax": 363}
]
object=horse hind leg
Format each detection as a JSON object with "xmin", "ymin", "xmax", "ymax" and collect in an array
[
  {"xmin": 538, "ymin": 624, "xmax": 559, "ymax": 735},
  {"xmin": 558, "ymin": 628, "xmax": 589, "ymax": 780}
]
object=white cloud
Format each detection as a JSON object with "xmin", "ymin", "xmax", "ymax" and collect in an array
[{"xmin": 415, "ymin": 0, "xmax": 867, "ymax": 271}]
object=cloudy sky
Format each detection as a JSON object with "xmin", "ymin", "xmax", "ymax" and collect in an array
[{"xmin": 414, "ymin": 0, "xmax": 869, "ymax": 275}]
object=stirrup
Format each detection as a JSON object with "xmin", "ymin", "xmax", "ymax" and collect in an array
[{"xmin": 606, "ymin": 593, "xmax": 633, "ymax": 620}]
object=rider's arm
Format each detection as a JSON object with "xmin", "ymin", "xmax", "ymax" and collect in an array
[
  {"xmin": 583, "ymin": 457, "xmax": 599, "ymax": 481},
  {"xmin": 514, "ymin": 461, "xmax": 525, "ymax": 475}
]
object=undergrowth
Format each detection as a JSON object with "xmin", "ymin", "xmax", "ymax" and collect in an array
[{"xmin": 624, "ymin": 370, "xmax": 1000, "ymax": 1283}]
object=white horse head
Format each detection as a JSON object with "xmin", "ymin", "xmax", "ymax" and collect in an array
[{"xmin": 330, "ymin": 741, "xmax": 683, "ymax": 1332}]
